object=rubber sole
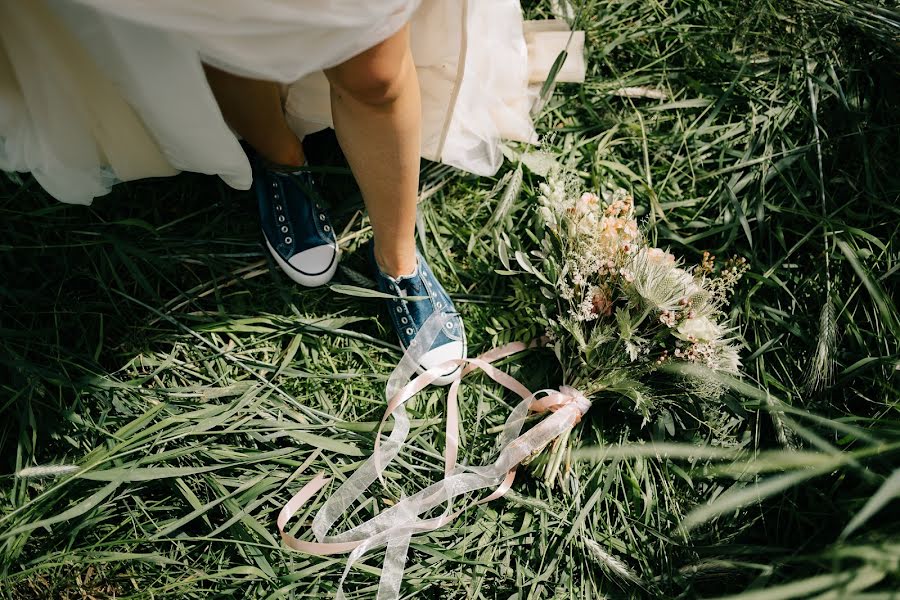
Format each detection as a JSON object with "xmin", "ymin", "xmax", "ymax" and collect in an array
[
  {"xmin": 265, "ymin": 238, "xmax": 339, "ymax": 288},
  {"xmin": 414, "ymin": 332, "xmax": 468, "ymax": 387}
]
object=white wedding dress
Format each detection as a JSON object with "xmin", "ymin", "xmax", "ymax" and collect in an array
[{"xmin": 0, "ymin": 0, "xmax": 584, "ymax": 205}]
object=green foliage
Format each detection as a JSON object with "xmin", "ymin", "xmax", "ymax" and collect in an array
[{"xmin": 1, "ymin": 0, "xmax": 899, "ymax": 598}]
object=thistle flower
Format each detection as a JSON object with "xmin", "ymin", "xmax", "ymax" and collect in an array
[{"xmin": 628, "ymin": 251, "xmax": 700, "ymax": 312}]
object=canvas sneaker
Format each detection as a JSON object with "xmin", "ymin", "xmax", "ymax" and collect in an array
[
  {"xmin": 252, "ymin": 156, "xmax": 339, "ymax": 287},
  {"xmin": 370, "ymin": 243, "xmax": 467, "ymax": 385}
]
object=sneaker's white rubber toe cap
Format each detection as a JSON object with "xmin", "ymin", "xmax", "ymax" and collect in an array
[
  {"xmin": 266, "ymin": 239, "xmax": 339, "ymax": 287},
  {"xmin": 418, "ymin": 340, "xmax": 466, "ymax": 386}
]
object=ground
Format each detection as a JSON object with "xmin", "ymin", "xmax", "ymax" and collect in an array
[{"xmin": 1, "ymin": 1, "xmax": 898, "ymax": 598}]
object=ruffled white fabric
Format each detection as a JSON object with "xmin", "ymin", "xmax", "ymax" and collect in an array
[{"xmin": 0, "ymin": 0, "xmax": 585, "ymax": 205}]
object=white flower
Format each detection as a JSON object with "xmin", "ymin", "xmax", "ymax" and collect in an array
[
  {"xmin": 538, "ymin": 206, "xmax": 559, "ymax": 233},
  {"xmin": 625, "ymin": 341, "xmax": 641, "ymax": 361},
  {"xmin": 715, "ymin": 344, "xmax": 742, "ymax": 373},
  {"xmin": 677, "ymin": 316, "xmax": 722, "ymax": 343}
]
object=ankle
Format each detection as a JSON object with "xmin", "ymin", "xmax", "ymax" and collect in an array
[{"xmin": 374, "ymin": 245, "xmax": 417, "ymax": 279}]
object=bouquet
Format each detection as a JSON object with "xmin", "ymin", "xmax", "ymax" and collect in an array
[
  {"xmin": 276, "ymin": 175, "xmax": 752, "ymax": 596},
  {"xmin": 498, "ymin": 174, "xmax": 749, "ymax": 484}
]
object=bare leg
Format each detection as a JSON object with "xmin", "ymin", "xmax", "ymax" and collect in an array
[
  {"xmin": 325, "ymin": 25, "xmax": 420, "ymax": 278},
  {"xmin": 204, "ymin": 27, "xmax": 421, "ymax": 277},
  {"xmin": 203, "ymin": 64, "xmax": 305, "ymax": 167}
]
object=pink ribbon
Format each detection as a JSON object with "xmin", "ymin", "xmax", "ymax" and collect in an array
[{"xmin": 277, "ymin": 318, "xmax": 590, "ymax": 599}]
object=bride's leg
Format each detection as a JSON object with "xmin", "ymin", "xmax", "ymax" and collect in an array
[
  {"xmin": 204, "ymin": 64, "xmax": 339, "ymax": 288},
  {"xmin": 203, "ymin": 64, "xmax": 305, "ymax": 167},
  {"xmin": 324, "ymin": 25, "xmax": 420, "ymax": 278},
  {"xmin": 326, "ymin": 26, "xmax": 465, "ymax": 383}
]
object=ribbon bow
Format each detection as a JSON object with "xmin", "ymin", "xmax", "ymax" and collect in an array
[{"xmin": 277, "ymin": 315, "xmax": 590, "ymax": 599}]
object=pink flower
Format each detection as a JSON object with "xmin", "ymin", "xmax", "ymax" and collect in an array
[
  {"xmin": 569, "ymin": 192, "xmax": 600, "ymax": 219},
  {"xmin": 623, "ymin": 220, "xmax": 639, "ymax": 239},
  {"xmin": 599, "ymin": 216, "xmax": 621, "ymax": 232},
  {"xmin": 646, "ymin": 247, "xmax": 676, "ymax": 267},
  {"xmin": 604, "ymin": 192, "xmax": 635, "ymax": 218},
  {"xmin": 580, "ymin": 192, "xmax": 600, "ymax": 206}
]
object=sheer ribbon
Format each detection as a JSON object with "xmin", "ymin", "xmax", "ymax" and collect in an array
[{"xmin": 277, "ymin": 315, "xmax": 590, "ymax": 599}]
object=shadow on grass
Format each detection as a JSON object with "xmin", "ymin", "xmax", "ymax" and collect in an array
[{"xmin": 0, "ymin": 129, "xmax": 377, "ymax": 471}]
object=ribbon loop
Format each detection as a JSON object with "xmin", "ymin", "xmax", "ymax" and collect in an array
[{"xmin": 277, "ymin": 314, "xmax": 591, "ymax": 599}]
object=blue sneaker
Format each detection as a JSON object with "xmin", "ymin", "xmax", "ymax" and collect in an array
[
  {"xmin": 252, "ymin": 157, "xmax": 340, "ymax": 287},
  {"xmin": 371, "ymin": 245, "xmax": 467, "ymax": 385}
]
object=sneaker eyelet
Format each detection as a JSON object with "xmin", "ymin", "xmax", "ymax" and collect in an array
[
  {"xmin": 319, "ymin": 214, "xmax": 326, "ymax": 221},
  {"xmin": 278, "ymin": 216, "xmax": 285, "ymax": 222},
  {"xmin": 446, "ymin": 322, "xmax": 454, "ymax": 329},
  {"xmin": 273, "ymin": 194, "xmax": 279, "ymax": 199},
  {"xmin": 401, "ymin": 317, "xmax": 408, "ymax": 324},
  {"xmin": 395, "ymin": 306, "xmax": 402, "ymax": 313},
  {"xmin": 406, "ymin": 328, "xmax": 413, "ymax": 335},
  {"xmin": 324, "ymin": 225, "xmax": 331, "ymax": 232},
  {"xmin": 272, "ymin": 182, "xmax": 277, "ymax": 189},
  {"xmin": 276, "ymin": 204, "xmax": 283, "ymax": 211},
  {"xmin": 281, "ymin": 226, "xmax": 289, "ymax": 233},
  {"xmin": 436, "ymin": 302, "xmax": 442, "ymax": 308},
  {"xmin": 284, "ymin": 237, "xmax": 292, "ymax": 244}
]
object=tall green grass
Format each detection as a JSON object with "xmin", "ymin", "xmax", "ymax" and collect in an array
[{"xmin": 1, "ymin": 0, "xmax": 898, "ymax": 597}]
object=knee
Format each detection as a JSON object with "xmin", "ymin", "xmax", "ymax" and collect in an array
[{"xmin": 328, "ymin": 56, "xmax": 410, "ymax": 107}]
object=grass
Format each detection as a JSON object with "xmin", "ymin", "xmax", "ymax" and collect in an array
[{"xmin": 1, "ymin": 0, "xmax": 898, "ymax": 597}]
